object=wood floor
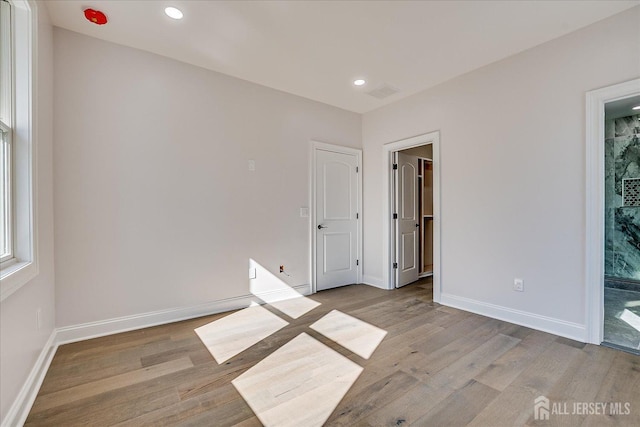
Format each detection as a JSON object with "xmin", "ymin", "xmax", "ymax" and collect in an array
[{"xmin": 26, "ymin": 279, "xmax": 640, "ymax": 426}]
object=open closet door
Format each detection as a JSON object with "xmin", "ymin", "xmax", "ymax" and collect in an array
[{"xmin": 395, "ymin": 152, "xmax": 419, "ymax": 287}]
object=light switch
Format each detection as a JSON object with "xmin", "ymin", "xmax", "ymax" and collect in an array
[{"xmin": 300, "ymin": 207, "xmax": 309, "ymax": 218}]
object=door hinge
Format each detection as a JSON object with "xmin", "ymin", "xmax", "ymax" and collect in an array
[
  {"xmin": 393, "ymin": 213, "xmax": 398, "ymax": 219},
  {"xmin": 356, "ymin": 260, "xmax": 359, "ymax": 266},
  {"xmin": 393, "ymin": 262, "xmax": 398, "ymax": 269},
  {"xmin": 392, "ymin": 163, "xmax": 398, "ymax": 170},
  {"xmin": 356, "ymin": 166, "xmax": 359, "ymax": 173},
  {"xmin": 356, "ymin": 213, "xmax": 359, "ymax": 219}
]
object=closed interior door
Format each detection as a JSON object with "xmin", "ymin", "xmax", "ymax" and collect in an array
[
  {"xmin": 395, "ymin": 152, "xmax": 419, "ymax": 287},
  {"xmin": 316, "ymin": 149, "xmax": 358, "ymax": 291}
]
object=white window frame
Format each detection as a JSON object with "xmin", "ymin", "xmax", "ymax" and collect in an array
[
  {"xmin": 1, "ymin": 0, "xmax": 14, "ymax": 264},
  {"xmin": 0, "ymin": 121, "xmax": 12, "ymax": 264},
  {"xmin": 0, "ymin": 0, "xmax": 38, "ymax": 301}
]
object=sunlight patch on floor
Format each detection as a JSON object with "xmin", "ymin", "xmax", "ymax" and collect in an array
[
  {"xmin": 195, "ymin": 260, "xmax": 388, "ymax": 424},
  {"xmin": 231, "ymin": 333, "xmax": 363, "ymax": 427},
  {"xmin": 267, "ymin": 296, "xmax": 321, "ymax": 320},
  {"xmin": 310, "ymin": 309, "xmax": 388, "ymax": 359},
  {"xmin": 194, "ymin": 305, "xmax": 288, "ymax": 364}
]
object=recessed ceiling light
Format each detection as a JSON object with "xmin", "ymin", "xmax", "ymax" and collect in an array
[
  {"xmin": 353, "ymin": 79, "xmax": 366, "ymax": 86},
  {"xmin": 164, "ymin": 7, "xmax": 183, "ymax": 20},
  {"xmin": 633, "ymin": 105, "xmax": 640, "ymax": 111}
]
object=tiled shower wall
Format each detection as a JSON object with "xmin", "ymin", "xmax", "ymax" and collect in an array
[{"xmin": 604, "ymin": 114, "xmax": 640, "ymax": 286}]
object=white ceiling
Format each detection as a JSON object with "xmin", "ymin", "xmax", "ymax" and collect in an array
[{"xmin": 44, "ymin": 1, "xmax": 640, "ymax": 114}]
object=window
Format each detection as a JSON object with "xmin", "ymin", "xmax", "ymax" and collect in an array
[
  {"xmin": 0, "ymin": 123, "xmax": 10, "ymax": 262},
  {"xmin": 0, "ymin": 0, "xmax": 38, "ymax": 300},
  {"xmin": 0, "ymin": 0, "xmax": 13, "ymax": 264}
]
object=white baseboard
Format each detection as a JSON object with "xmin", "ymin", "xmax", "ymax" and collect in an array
[
  {"xmin": 1, "ymin": 330, "xmax": 57, "ymax": 427},
  {"xmin": 252, "ymin": 283, "xmax": 312, "ymax": 302},
  {"xmin": 361, "ymin": 275, "xmax": 388, "ymax": 289},
  {"xmin": 56, "ymin": 283, "xmax": 313, "ymax": 345},
  {"xmin": 439, "ymin": 293, "xmax": 587, "ymax": 342},
  {"xmin": 293, "ymin": 283, "xmax": 312, "ymax": 295},
  {"xmin": 56, "ymin": 294, "xmax": 255, "ymax": 345}
]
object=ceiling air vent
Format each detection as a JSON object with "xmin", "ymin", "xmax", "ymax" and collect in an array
[{"xmin": 366, "ymin": 83, "xmax": 400, "ymax": 100}]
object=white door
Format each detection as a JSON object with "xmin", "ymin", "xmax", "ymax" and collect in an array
[
  {"xmin": 316, "ymin": 149, "xmax": 359, "ymax": 291},
  {"xmin": 395, "ymin": 152, "xmax": 419, "ymax": 287}
]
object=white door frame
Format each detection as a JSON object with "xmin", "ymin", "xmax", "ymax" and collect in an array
[
  {"xmin": 383, "ymin": 131, "xmax": 441, "ymax": 301},
  {"xmin": 310, "ymin": 141, "xmax": 363, "ymax": 293},
  {"xmin": 585, "ymin": 78, "xmax": 640, "ymax": 344}
]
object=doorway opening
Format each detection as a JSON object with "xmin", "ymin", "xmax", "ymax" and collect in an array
[
  {"xmin": 393, "ymin": 145, "xmax": 434, "ymax": 287},
  {"xmin": 602, "ymin": 95, "xmax": 640, "ymax": 353},
  {"xmin": 585, "ymin": 79, "xmax": 640, "ymax": 349},
  {"xmin": 383, "ymin": 131, "xmax": 441, "ymax": 301}
]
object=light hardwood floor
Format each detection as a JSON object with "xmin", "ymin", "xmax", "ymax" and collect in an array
[{"xmin": 26, "ymin": 279, "xmax": 640, "ymax": 426}]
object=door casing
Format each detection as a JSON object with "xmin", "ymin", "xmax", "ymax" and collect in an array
[
  {"xmin": 585, "ymin": 78, "xmax": 640, "ymax": 344},
  {"xmin": 310, "ymin": 141, "xmax": 362, "ymax": 293},
  {"xmin": 384, "ymin": 132, "xmax": 441, "ymax": 301}
]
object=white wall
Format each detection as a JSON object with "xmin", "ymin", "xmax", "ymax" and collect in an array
[
  {"xmin": 362, "ymin": 7, "xmax": 640, "ymax": 338},
  {"xmin": 0, "ymin": 1, "xmax": 55, "ymax": 423},
  {"xmin": 53, "ymin": 28, "xmax": 361, "ymax": 328}
]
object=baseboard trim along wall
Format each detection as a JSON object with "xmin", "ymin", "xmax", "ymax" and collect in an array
[
  {"xmin": 55, "ymin": 294, "xmax": 254, "ymax": 345},
  {"xmin": 2, "ymin": 331, "xmax": 57, "ymax": 427},
  {"xmin": 361, "ymin": 275, "xmax": 387, "ymax": 289},
  {"xmin": 439, "ymin": 293, "xmax": 587, "ymax": 342},
  {"xmin": 56, "ymin": 284, "xmax": 312, "ymax": 345},
  {"xmin": 2, "ymin": 284, "xmax": 311, "ymax": 427},
  {"xmin": 250, "ymin": 283, "xmax": 313, "ymax": 306}
]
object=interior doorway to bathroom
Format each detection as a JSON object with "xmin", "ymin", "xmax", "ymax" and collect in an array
[
  {"xmin": 602, "ymin": 95, "xmax": 640, "ymax": 354},
  {"xmin": 586, "ymin": 79, "xmax": 640, "ymax": 349}
]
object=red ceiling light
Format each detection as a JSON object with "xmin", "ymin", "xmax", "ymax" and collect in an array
[{"xmin": 84, "ymin": 9, "xmax": 108, "ymax": 25}]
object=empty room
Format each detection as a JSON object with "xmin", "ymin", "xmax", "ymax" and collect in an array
[{"xmin": 2, "ymin": 1, "xmax": 640, "ymax": 426}]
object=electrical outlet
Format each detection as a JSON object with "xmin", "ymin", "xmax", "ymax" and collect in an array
[
  {"xmin": 513, "ymin": 278, "xmax": 524, "ymax": 292},
  {"xmin": 279, "ymin": 265, "xmax": 284, "ymax": 273}
]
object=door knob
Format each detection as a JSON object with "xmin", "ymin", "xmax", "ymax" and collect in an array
[{"xmin": 318, "ymin": 224, "xmax": 328, "ymax": 230}]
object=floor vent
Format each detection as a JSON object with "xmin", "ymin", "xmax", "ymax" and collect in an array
[
  {"xmin": 366, "ymin": 83, "xmax": 400, "ymax": 99},
  {"xmin": 623, "ymin": 178, "xmax": 640, "ymax": 207}
]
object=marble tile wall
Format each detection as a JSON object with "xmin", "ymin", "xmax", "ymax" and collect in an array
[{"xmin": 604, "ymin": 114, "xmax": 640, "ymax": 284}]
